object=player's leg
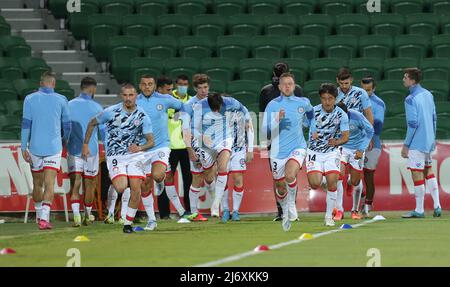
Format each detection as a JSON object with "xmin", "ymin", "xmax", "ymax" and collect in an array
[
  {"xmin": 231, "ymin": 172, "xmax": 244, "ymax": 221},
  {"xmin": 40, "ymin": 168, "xmax": 58, "ymax": 229},
  {"xmin": 178, "ymin": 149, "xmax": 193, "ymax": 213},
  {"xmin": 402, "ymin": 150, "xmax": 426, "ymax": 218},
  {"xmin": 123, "ymin": 177, "xmax": 143, "ymax": 233},
  {"xmin": 82, "ymin": 176, "xmax": 97, "ymax": 224},
  {"xmin": 209, "ymin": 150, "xmax": 231, "ymax": 217},
  {"xmin": 152, "ymin": 161, "xmax": 167, "ymax": 196},
  {"xmin": 140, "ymin": 180, "xmax": 157, "ymax": 230},
  {"xmin": 69, "ymin": 172, "xmax": 82, "ymax": 227},
  {"xmin": 105, "ymin": 184, "xmax": 117, "ymax": 223},
  {"xmin": 362, "ymin": 148, "xmax": 381, "ymax": 217},
  {"xmin": 271, "ymin": 157, "xmax": 291, "ymax": 231},
  {"xmin": 349, "ymin": 165, "xmax": 364, "ymax": 219},
  {"xmin": 285, "ymin": 158, "xmax": 301, "ymax": 222},
  {"xmin": 164, "ymin": 169, "xmax": 186, "ymax": 218},
  {"xmin": 424, "ymin": 158, "xmax": 441, "ymax": 217},
  {"xmin": 324, "ymin": 171, "xmax": 339, "ymax": 226},
  {"xmin": 30, "ymin": 154, "xmax": 44, "ymax": 222}
]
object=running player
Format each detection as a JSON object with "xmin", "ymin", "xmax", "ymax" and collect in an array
[
  {"xmin": 67, "ymin": 77, "xmax": 103, "ymax": 227},
  {"xmin": 21, "ymin": 71, "xmax": 72, "ymax": 230},
  {"xmin": 82, "ymin": 83, "xmax": 154, "ymax": 233},
  {"xmin": 262, "ymin": 73, "xmax": 314, "ymax": 231},
  {"xmin": 401, "ymin": 68, "xmax": 441, "ymax": 218},
  {"xmin": 306, "ymin": 83, "xmax": 349, "ymax": 227}
]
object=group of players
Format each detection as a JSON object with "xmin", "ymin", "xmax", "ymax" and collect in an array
[{"xmin": 20, "ymin": 63, "xmax": 442, "ymax": 233}]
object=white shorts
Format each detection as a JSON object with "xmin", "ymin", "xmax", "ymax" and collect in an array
[
  {"xmin": 30, "ymin": 153, "xmax": 61, "ymax": 172},
  {"xmin": 229, "ymin": 148, "xmax": 247, "ymax": 173},
  {"xmin": 270, "ymin": 148, "xmax": 306, "ymax": 181},
  {"xmin": 340, "ymin": 147, "xmax": 365, "ymax": 172},
  {"xmin": 306, "ymin": 149, "xmax": 341, "ymax": 176},
  {"xmin": 67, "ymin": 153, "xmax": 99, "ymax": 178},
  {"xmin": 190, "ymin": 159, "xmax": 205, "ymax": 175},
  {"xmin": 364, "ymin": 148, "xmax": 381, "ymax": 171},
  {"xmin": 143, "ymin": 147, "xmax": 171, "ymax": 176},
  {"xmin": 106, "ymin": 153, "xmax": 146, "ymax": 181},
  {"xmin": 193, "ymin": 138, "xmax": 233, "ymax": 170},
  {"xmin": 407, "ymin": 149, "xmax": 432, "ymax": 171}
]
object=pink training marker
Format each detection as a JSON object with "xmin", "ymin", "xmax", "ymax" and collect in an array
[
  {"xmin": 0, "ymin": 248, "xmax": 16, "ymax": 255},
  {"xmin": 254, "ymin": 245, "xmax": 270, "ymax": 252}
]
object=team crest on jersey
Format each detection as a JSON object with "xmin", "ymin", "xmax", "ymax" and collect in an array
[
  {"xmin": 333, "ymin": 118, "xmax": 340, "ymax": 125},
  {"xmin": 351, "ymin": 97, "xmax": 357, "ymax": 103},
  {"xmin": 349, "ymin": 124, "xmax": 356, "ymax": 130},
  {"xmin": 157, "ymin": 104, "xmax": 163, "ymax": 111},
  {"xmin": 158, "ymin": 151, "xmax": 165, "ymax": 158},
  {"xmin": 134, "ymin": 119, "xmax": 141, "ymax": 126},
  {"xmin": 298, "ymin": 107, "xmax": 304, "ymax": 113}
]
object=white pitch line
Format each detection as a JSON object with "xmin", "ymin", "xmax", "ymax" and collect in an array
[{"xmin": 194, "ymin": 218, "xmax": 381, "ymax": 267}]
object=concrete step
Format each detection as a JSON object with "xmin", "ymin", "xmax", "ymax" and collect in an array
[
  {"xmin": 95, "ymin": 94, "xmax": 120, "ymax": 107},
  {"xmin": 41, "ymin": 50, "xmax": 81, "ymax": 62},
  {"xmin": 0, "ymin": 8, "xmax": 41, "ymax": 18},
  {"xmin": 26, "ymin": 39, "xmax": 65, "ymax": 52},
  {"xmin": 0, "ymin": 0, "xmax": 24, "ymax": 9},
  {"xmin": 62, "ymin": 72, "xmax": 97, "ymax": 83},
  {"xmin": 21, "ymin": 29, "xmax": 67, "ymax": 40},
  {"xmin": 69, "ymin": 82, "xmax": 107, "ymax": 95},
  {"xmin": 5, "ymin": 18, "xmax": 44, "ymax": 30},
  {"xmin": 48, "ymin": 61, "xmax": 85, "ymax": 73}
]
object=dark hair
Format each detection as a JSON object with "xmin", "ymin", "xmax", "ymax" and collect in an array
[
  {"xmin": 80, "ymin": 76, "xmax": 97, "ymax": 89},
  {"xmin": 404, "ymin": 67, "xmax": 422, "ymax": 83},
  {"xmin": 279, "ymin": 72, "xmax": 295, "ymax": 82},
  {"xmin": 361, "ymin": 76, "xmax": 376, "ymax": 87},
  {"xmin": 207, "ymin": 92, "xmax": 224, "ymax": 112},
  {"xmin": 156, "ymin": 75, "xmax": 173, "ymax": 88},
  {"xmin": 336, "ymin": 67, "xmax": 352, "ymax": 81},
  {"xmin": 273, "ymin": 62, "xmax": 289, "ymax": 77},
  {"xmin": 176, "ymin": 74, "xmax": 189, "ymax": 82},
  {"xmin": 140, "ymin": 74, "xmax": 155, "ymax": 81},
  {"xmin": 319, "ymin": 83, "xmax": 338, "ymax": 98},
  {"xmin": 193, "ymin": 73, "xmax": 210, "ymax": 87},
  {"xmin": 336, "ymin": 102, "xmax": 348, "ymax": 114},
  {"xmin": 121, "ymin": 83, "xmax": 136, "ymax": 93}
]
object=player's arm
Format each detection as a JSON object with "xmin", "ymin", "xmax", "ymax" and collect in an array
[
  {"xmin": 20, "ymin": 97, "xmax": 32, "ymax": 163},
  {"xmin": 245, "ymin": 118, "xmax": 254, "ymax": 163},
  {"xmin": 130, "ymin": 133, "xmax": 154, "ymax": 153},
  {"xmin": 82, "ymin": 117, "xmax": 100, "ymax": 159},
  {"xmin": 134, "ymin": 114, "xmax": 155, "ymax": 152},
  {"xmin": 356, "ymin": 116, "xmax": 375, "ymax": 159},
  {"xmin": 61, "ymin": 100, "xmax": 72, "ymax": 144},
  {"xmin": 402, "ymin": 96, "xmax": 418, "ymax": 158},
  {"xmin": 329, "ymin": 112, "xmax": 349, "ymax": 146},
  {"xmin": 361, "ymin": 92, "xmax": 374, "ymax": 126}
]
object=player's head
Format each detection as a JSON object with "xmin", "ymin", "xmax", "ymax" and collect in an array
[
  {"xmin": 175, "ymin": 74, "xmax": 189, "ymax": 97},
  {"xmin": 40, "ymin": 71, "xmax": 56, "ymax": 89},
  {"xmin": 361, "ymin": 76, "xmax": 376, "ymax": 96},
  {"xmin": 207, "ymin": 92, "xmax": 224, "ymax": 112},
  {"xmin": 336, "ymin": 101, "xmax": 348, "ymax": 114},
  {"xmin": 121, "ymin": 83, "xmax": 138, "ymax": 109},
  {"xmin": 319, "ymin": 83, "xmax": 338, "ymax": 112},
  {"xmin": 336, "ymin": 67, "xmax": 353, "ymax": 94},
  {"xmin": 272, "ymin": 62, "xmax": 289, "ymax": 84},
  {"xmin": 156, "ymin": 75, "xmax": 173, "ymax": 95},
  {"xmin": 80, "ymin": 76, "xmax": 97, "ymax": 97},
  {"xmin": 139, "ymin": 74, "xmax": 155, "ymax": 97},
  {"xmin": 278, "ymin": 72, "xmax": 296, "ymax": 97},
  {"xmin": 403, "ymin": 67, "xmax": 421, "ymax": 88},
  {"xmin": 193, "ymin": 73, "xmax": 210, "ymax": 99}
]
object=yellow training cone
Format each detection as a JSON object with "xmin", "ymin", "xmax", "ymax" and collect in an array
[
  {"xmin": 73, "ymin": 235, "xmax": 90, "ymax": 242},
  {"xmin": 299, "ymin": 233, "xmax": 313, "ymax": 240}
]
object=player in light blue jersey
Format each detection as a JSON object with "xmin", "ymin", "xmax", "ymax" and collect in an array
[
  {"xmin": 82, "ymin": 83, "xmax": 154, "ymax": 233},
  {"xmin": 21, "ymin": 72, "xmax": 71, "ymax": 230},
  {"xmin": 334, "ymin": 103, "xmax": 374, "ymax": 221},
  {"xmin": 262, "ymin": 73, "xmax": 314, "ymax": 231},
  {"xmin": 361, "ymin": 77, "xmax": 386, "ymax": 218},
  {"xmin": 400, "ymin": 68, "xmax": 441, "ymax": 219},
  {"xmin": 306, "ymin": 83, "xmax": 349, "ymax": 227},
  {"xmin": 67, "ymin": 77, "xmax": 103, "ymax": 227}
]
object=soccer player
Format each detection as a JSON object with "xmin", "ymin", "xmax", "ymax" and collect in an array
[
  {"xmin": 401, "ymin": 68, "xmax": 441, "ymax": 218},
  {"xmin": 82, "ymin": 83, "xmax": 154, "ymax": 233},
  {"xmin": 67, "ymin": 77, "xmax": 103, "ymax": 227},
  {"xmin": 21, "ymin": 71, "xmax": 72, "ymax": 230},
  {"xmin": 333, "ymin": 102, "xmax": 374, "ymax": 221},
  {"xmin": 306, "ymin": 83, "xmax": 349, "ymax": 227},
  {"xmin": 262, "ymin": 73, "xmax": 314, "ymax": 231},
  {"xmin": 360, "ymin": 77, "xmax": 386, "ymax": 218}
]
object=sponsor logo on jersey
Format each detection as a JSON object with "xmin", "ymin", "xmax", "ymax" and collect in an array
[
  {"xmin": 158, "ymin": 151, "xmax": 165, "ymax": 159},
  {"xmin": 157, "ymin": 104, "xmax": 163, "ymax": 111},
  {"xmin": 298, "ymin": 107, "xmax": 304, "ymax": 113}
]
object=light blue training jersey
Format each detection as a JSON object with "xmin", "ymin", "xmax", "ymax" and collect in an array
[
  {"xmin": 337, "ymin": 85, "xmax": 371, "ymax": 114},
  {"xmin": 369, "ymin": 93, "xmax": 386, "ymax": 149},
  {"xmin": 343, "ymin": 109, "xmax": 374, "ymax": 151}
]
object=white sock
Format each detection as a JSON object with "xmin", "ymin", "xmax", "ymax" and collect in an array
[
  {"xmin": 189, "ymin": 186, "xmax": 201, "ymax": 214},
  {"xmin": 125, "ymin": 207, "xmax": 137, "ymax": 225},
  {"xmin": 414, "ymin": 181, "xmax": 425, "ymax": 214},
  {"xmin": 213, "ymin": 173, "xmax": 228, "ymax": 208},
  {"xmin": 352, "ymin": 181, "xmax": 363, "ymax": 212},
  {"xmin": 141, "ymin": 192, "xmax": 156, "ymax": 222},
  {"xmin": 41, "ymin": 202, "xmax": 51, "ymax": 222},
  {"xmin": 275, "ymin": 190, "xmax": 289, "ymax": 219},
  {"xmin": 85, "ymin": 203, "xmax": 93, "ymax": 217},
  {"xmin": 426, "ymin": 175, "xmax": 441, "ymax": 209},
  {"xmin": 121, "ymin": 188, "xmax": 130, "ymax": 220},
  {"xmin": 107, "ymin": 185, "xmax": 118, "ymax": 216},
  {"xmin": 34, "ymin": 201, "xmax": 42, "ymax": 220},
  {"xmin": 155, "ymin": 180, "xmax": 165, "ymax": 195},
  {"xmin": 205, "ymin": 180, "xmax": 216, "ymax": 194},
  {"xmin": 232, "ymin": 186, "xmax": 244, "ymax": 212},
  {"xmin": 336, "ymin": 180, "xmax": 344, "ymax": 211},
  {"xmin": 326, "ymin": 190, "xmax": 337, "ymax": 218},
  {"xmin": 165, "ymin": 184, "xmax": 185, "ymax": 216},
  {"xmin": 286, "ymin": 178, "xmax": 297, "ymax": 204},
  {"xmin": 222, "ymin": 187, "xmax": 230, "ymax": 211},
  {"xmin": 71, "ymin": 200, "xmax": 80, "ymax": 217}
]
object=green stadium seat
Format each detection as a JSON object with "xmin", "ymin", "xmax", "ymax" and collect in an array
[
  {"xmin": 68, "ymin": 13, "xmax": 91, "ymax": 40},
  {"xmin": 421, "ymin": 80, "xmax": 449, "ymax": 102},
  {"xmin": 246, "ymin": 102, "xmax": 259, "ymax": 114},
  {"xmin": 100, "ymin": 0, "xmax": 134, "ymax": 16},
  {"xmin": 370, "ymin": 13, "xmax": 405, "ymax": 36},
  {"xmin": 323, "ymin": 35, "xmax": 358, "ymax": 60},
  {"xmin": 143, "ymin": 36, "xmax": 177, "ymax": 59},
  {"xmin": 0, "ymin": 131, "xmax": 18, "ymax": 140},
  {"xmin": 0, "ymin": 57, "xmax": 23, "ymax": 80},
  {"xmin": 216, "ymin": 35, "xmax": 250, "ymax": 60},
  {"xmin": 55, "ymin": 80, "xmax": 75, "ymax": 100},
  {"xmin": 110, "ymin": 46, "xmax": 141, "ymax": 82},
  {"xmin": 129, "ymin": 57, "xmax": 164, "ymax": 87},
  {"xmin": 349, "ymin": 58, "xmax": 383, "ymax": 82},
  {"xmin": 0, "ymin": 79, "xmax": 19, "ymax": 101},
  {"xmin": 121, "ymin": 15, "xmax": 155, "ymax": 38},
  {"xmin": 79, "ymin": 0, "xmax": 100, "ymax": 14},
  {"xmin": 376, "ymin": 80, "xmax": 408, "ymax": 104},
  {"xmin": 383, "ymin": 117, "xmax": 407, "ymax": 130},
  {"xmin": 135, "ymin": 0, "xmax": 169, "ymax": 16},
  {"xmin": 0, "ymin": 36, "xmax": 31, "ymax": 59},
  {"xmin": 108, "ymin": 35, "xmax": 142, "ymax": 55},
  {"xmin": 435, "ymin": 101, "xmax": 450, "ymax": 116},
  {"xmin": 4, "ymin": 100, "xmax": 24, "ymax": 116},
  {"xmin": 278, "ymin": 58, "xmax": 309, "ymax": 85},
  {"xmin": 383, "ymin": 57, "xmax": 419, "ymax": 80},
  {"xmin": 178, "ymin": 36, "xmax": 213, "ymax": 59},
  {"xmin": 251, "ymin": 35, "xmax": 286, "ymax": 59},
  {"xmin": 164, "ymin": 57, "xmax": 199, "ymax": 80},
  {"xmin": 391, "ymin": 0, "xmax": 424, "ymax": 15},
  {"xmin": 199, "ymin": 57, "xmax": 237, "ymax": 83},
  {"xmin": 441, "ymin": 15, "xmax": 450, "ymax": 34},
  {"xmin": 209, "ymin": 79, "xmax": 227, "ymax": 93},
  {"xmin": 405, "ymin": 13, "xmax": 439, "ymax": 37},
  {"xmin": 385, "ymin": 102, "xmax": 404, "ymax": 118},
  {"xmin": 359, "ymin": 34, "xmax": 393, "ymax": 60},
  {"xmin": 381, "ymin": 128, "xmax": 404, "ymax": 140},
  {"xmin": 436, "ymin": 128, "xmax": 449, "ymax": 139},
  {"xmin": 286, "ymin": 35, "xmax": 321, "ymax": 60},
  {"xmin": 88, "ymin": 23, "xmax": 121, "ymax": 61},
  {"xmin": 13, "ymin": 79, "xmax": 39, "ymax": 100},
  {"xmin": 212, "ymin": 0, "xmax": 246, "ymax": 17},
  {"xmin": 264, "ymin": 15, "xmax": 298, "ymax": 36},
  {"xmin": 18, "ymin": 57, "xmax": 51, "ymax": 80},
  {"xmin": 309, "ymin": 58, "xmax": 347, "ymax": 81},
  {"xmin": 319, "ymin": 0, "xmax": 353, "ymax": 15},
  {"xmin": 0, "ymin": 22, "xmax": 11, "ymax": 36},
  {"xmin": 239, "ymin": 58, "xmax": 273, "ymax": 84},
  {"xmin": 192, "ymin": 15, "xmax": 226, "ymax": 41},
  {"xmin": 228, "ymin": 14, "xmax": 264, "ymax": 37},
  {"xmin": 303, "ymin": 80, "xmax": 324, "ymax": 105},
  {"xmin": 48, "ymin": 0, "xmax": 99, "ymax": 18},
  {"xmin": 0, "ymin": 115, "xmax": 21, "ymax": 134},
  {"xmin": 430, "ymin": 1, "xmax": 450, "ymax": 14},
  {"xmin": 335, "ymin": 14, "xmax": 370, "ymax": 37},
  {"xmin": 354, "ymin": 0, "xmax": 389, "ymax": 13},
  {"xmin": 247, "ymin": 0, "xmax": 281, "ymax": 15},
  {"xmin": 0, "ymin": 103, "xmax": 6, "ymax": 115},
  {"xmin": 298, "ymin": 14, "xmax": 334, "ymax": 37},
  {"xmin": 282, "ymin": 0, "xmax": 316, "ymax": 16},
  {"xmin": 173, "ymin": 0, "xmax": 207, "ymax": 15},
  {"xmin": 420, "ymin": 58, "xmax": 450, "ymax": 82},
  {"xmin": 394, "ymin": 34, "xmax": 429, "ymax": 59},
  {"xmin": 157, "ymin": 15, "xmax": 192, "ymax": 38},
  {"xmin": 432, "ymin": 34, "xmax": 450, "ymax": 58},
  {"xmin": 227, "ymin": 80, "xmax": 261, "ymax": 105}
]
